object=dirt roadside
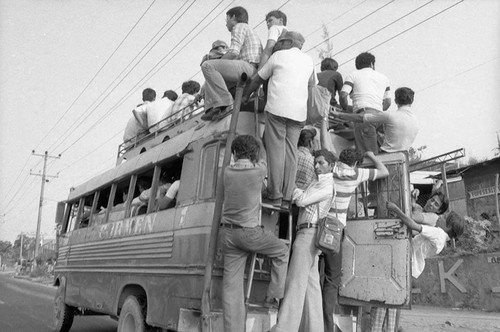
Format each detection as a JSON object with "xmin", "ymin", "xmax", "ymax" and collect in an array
[{"xmin": 399, "ymin": 305, "xmax": 500, "ymax": 332}]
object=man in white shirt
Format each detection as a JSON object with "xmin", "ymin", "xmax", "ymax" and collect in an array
[
  {"xmin": 123, "ymin": 88, "xmax": 156, "ymax": 148},
  {"xmin": 333, "ymin": 87, "xmax": 418, "ymax": 153},
  {"xmin": 340, "ymin": 52, "xmax": 391, "ymax": 154},
  {"xmin": 258, "ymin": 10, "xmax": 288, "ymax": 70},
  {"xmin": 243, "ymin": 31, "xmax": 314, "ymax": 210}
]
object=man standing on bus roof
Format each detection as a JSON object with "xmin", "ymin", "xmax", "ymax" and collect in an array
[
  {"xmin": 220, "ymin": 135, "xmax": 289, "ymax": 332},
  {"xmin": 200, "ymin": 6, "xmax": 262, "ymax": 121},
  {"xmin": 243, "ymin": 31, "xmax": 313, "ymax": 211},
  {"xmin": 339, "ymin": 52, "xmax": 391, "ymax": 154}
]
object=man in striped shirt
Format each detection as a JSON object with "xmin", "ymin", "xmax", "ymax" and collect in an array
[{"xmin": 322, "ymin": 148, "xmax": 389, "ymax": 332}]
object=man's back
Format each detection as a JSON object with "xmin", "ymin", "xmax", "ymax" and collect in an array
[
  {"xmin": 344, "ymin": 67, "xmax": 390, "ymax": 111},
  {"xmin": 259, "ymin": 47, "xmax": 313, "ymax": 122},
  {"xmin": 230, "ymin": 22, "xmax": 262, "ymax": 63},
  {"xmin": 317, "ymin": 70, "xmax": 343, "ymax": 106}
]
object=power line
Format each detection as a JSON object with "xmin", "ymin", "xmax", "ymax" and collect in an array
[
  {"xmin": 339, "ymin": 0, "xmax": 465, "ymax": 67},
  {"xmin": 326, "ymin": 0, "xmax": 434, "ymax": 64},
  {"xmin": 417, "ymin": 55, "xmax": 500, "ymax": 93},
  {"xmin": 304, "ymin": 0, "xmax": 369, "ymax": 39},
  {"xmin": 35, "ymin": 0, "xmax": 157, "ymax": 152},
  {"xmin": 0, "ymin": 154, "xmax": 32, "ymax": 210},
  {"xmin": 48, "ymin": 0, "xmax": 195, "ymax": 153},
  {"xmin": 305, "ymin": 0, "xmax": 396, "ymax": 53},
  {"xmin": 56, "ymin": 0, "xmax": 232, "ymax": 155},
  {"xmin": 175, "ymin": 0, "xmax": 292, "ymax": 92}
]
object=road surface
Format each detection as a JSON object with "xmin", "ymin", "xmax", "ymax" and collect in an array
[
  {"xmin": 1, "ymin": 270, "xmax": 499, "ymax": 331},
  {"xmin": 0, "ymin": 271, "xmax": 116, "ymax": 332}
]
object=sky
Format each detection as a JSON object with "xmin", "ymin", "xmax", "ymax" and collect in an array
[{"xmin": 1, "ymin": 0, "xmax": 499, "ymax": 243}]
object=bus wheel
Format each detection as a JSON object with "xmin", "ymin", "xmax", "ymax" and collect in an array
[
  {"xmin": 53, "ymin": 285, "xmax": 75, "ymax": 332},
  {"xmin": 118, "ymin": 296, "xmax": 146, "ymax": 332}
]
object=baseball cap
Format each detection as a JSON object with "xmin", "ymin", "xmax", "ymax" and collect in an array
[
  {"xmin": 211, "ymin": 40, "xmax": 228, "ymax": 50},
  {"xmin": 277, "ymin": 31, "xmax": 305, "ymax": 48}
]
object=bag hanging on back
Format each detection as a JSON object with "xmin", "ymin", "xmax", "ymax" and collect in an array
[{"xmin": 306, "ymin": 84, "xmax": 331, "ymax": 125}]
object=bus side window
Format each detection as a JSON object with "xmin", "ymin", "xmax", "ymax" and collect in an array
[
  {"xmin": 65, "ymin": 202, "xmax": 79, "ymax": 233},
  {"xmin": 198, "ymin": 143, "xmax": 220, "ymax": 200}
]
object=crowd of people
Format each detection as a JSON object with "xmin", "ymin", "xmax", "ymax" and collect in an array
[{"xmin": 120, "ymin": 5, "xmax": 465, "ymax": 332}]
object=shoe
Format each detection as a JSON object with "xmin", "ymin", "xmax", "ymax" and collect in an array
[
  {"xmin": 212, "ymin": 105, "xmax": 233, "ymax": 121},
  {"xmin": 200, "ymin": 109, "xmax": 216, "ymax": 121},
  {"xmin": 263, "ymin": 296, "xmax": 279, "ymax": 310},
  {"xmin": 280, "ymin": 200, "xmax": 291, "ymax": 211},
  {"xmin": 262, "ymin": 197, "xmax": 282, "ymax": 208}
]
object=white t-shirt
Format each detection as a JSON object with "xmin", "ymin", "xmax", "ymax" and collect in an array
[
  {"xmin": 146, "ymin": 98, "xmax": 174, "ymax": 132},
  {"xmin": 412, "ymin": 225, "xmax": 449, "ymax": 278},
  {"xmin": 364, "ymin": 105, "xmax": 419, "ymax": 152},
  {"xmin": 267, "ymin": 25, "xmax": 287, "ymax": 42},
  {"xmin": 341, "ymin": 67, "xmax": 390, "ymax": 111},
  {"xmin": 166, "ymin": 180, "xmax": 180, "ymax": 199},
  {"xmin": 258, "ymin": 47, "xmax": 314, "ymax": 122}
]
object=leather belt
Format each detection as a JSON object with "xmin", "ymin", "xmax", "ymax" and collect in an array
[
  {"xmin": 220, "ymin": 223, "xmax": 262, "ymax": 229},
  {"xmin": 220, "ymin": 223, "xmax": 244, "ymax": 229},
  {"xmin": 297, "ymin": 223, "xmax": 318, "ymax": 231}
]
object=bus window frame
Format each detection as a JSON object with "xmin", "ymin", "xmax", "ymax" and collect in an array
[
  {"xmin": 75, "ymin": 197, "xmax": 85, "ymax": 230},
  {"xmin": 124, "ymin": 175, "xmax": 137, "ymax": 219},
  {"xmin": 89, "ymin": 190, "xmax": 100, "ymax": 226},
  {"xmin": 104, "ymin": 183, "xmax": 117, "ymax": 222},
  {"xmin": 147, "ymin": 166, "xmax": 161, "ymax": 214},
  {"xmin": 197, "ymin": 142, "xmax": 222, "ymax": 201}
]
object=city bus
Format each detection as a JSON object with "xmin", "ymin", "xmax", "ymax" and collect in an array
[{"xmin": 53, "ymin": 84, "xmax": 412, "ymax": 332}]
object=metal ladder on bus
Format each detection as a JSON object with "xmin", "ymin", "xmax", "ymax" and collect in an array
[{"xmin": 244, "ymin": 86, "xmax": 293, "ymax": 310}]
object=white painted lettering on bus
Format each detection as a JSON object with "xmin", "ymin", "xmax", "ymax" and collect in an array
[{"xmin": 94, "ymin": 214, "xmax": 156, "ymax": 239}]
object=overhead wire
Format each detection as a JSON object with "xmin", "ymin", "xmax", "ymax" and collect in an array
[
  {"xmin": 417, "ymin": 55, "xmax": 500, "ymax": 93},
  {"xmin": 304, "ymin": 0, "xmax": 396, "ymax": 53},
  {"xmin": 57, "ymin": 0, "xmax": 231, "ymax": 155},
  {"xmin": 48, "ymin": 0, "xmax": 195, "ymax": 153},
  {"xmin": 323, "ymin": 0, "xmax": 434, "ymax": 65},
  {"xmin": 338, "ymin": 0, "xmax": 465, "ymax": 67},
  {"xmin": 174, "ymin": 0, "xmax": 292, "ymax": 91},
  {"xmin": 304, "ymin": 0, "xmax": 369, "ymax": 39},
  {"xmin": 36, "ymin": 0, "xmax": 158, "ymax": 152}
]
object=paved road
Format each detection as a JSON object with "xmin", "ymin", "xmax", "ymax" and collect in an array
[
  {"xmin": 0, "ymin": 272, "xmax": 117, "ymax": 332},
  {"xmin": 1, "ymin": 271, "xmax": 499, "ymax": 332}
]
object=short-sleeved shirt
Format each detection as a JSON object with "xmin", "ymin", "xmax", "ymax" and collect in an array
[
  {"xmin": 341, "ymin": 67, "xmax": 390, "ymax": 112},
  {"xmin": 171, "ymin": 93, "xmax": 197, "ymax": 120},
  {"xmin": 296, "ymin": 147, "xmax": 316, "ymax": 190},
  {"xmin": 258, "ymin": 47, "xmax": 314, "ymax": 122},
  {"xmin": 364, "ymin": 105, "xmax": 419, "ymax": 152},
  {"xmin": 317, "ymin": 70, "xmax": 343, "ymax": 106},
  {"xmin": 331, "ymin": 162, "xmax": 377, "ymax": 225},
  {"xmin": 146, "ymin": 98, "xmax": 174, "ymax": 131},
  {"xmin": 412, "ymin": 225, "xmax": 449, "ymax": 278},
  {"xmin": 229, "ymin": 23, "xmax": 262, "ymax": 64},
  {"xmin": 222, "ymin": 158, "xmax": 267, "ymax": 228},
  {"xmin": 165, "ymin": 180, "xmax": 180, "ymax": 200},
  {"xmin": 267, "ymin": 25, "xmax": 287, "ymax": 42}
]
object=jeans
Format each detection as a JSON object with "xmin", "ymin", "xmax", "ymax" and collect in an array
[
  {"xmin": 275, "ymin": 228, "xmax": 324, "ymax": 332},
  {"xmin": 222, "ymin": 227, "xmax": 289, "ymax": 332},
  {"xmin": 353, "ymin": 107, "xmax": 381, "ymax": 154},
  {"xmin": 264, "ymin": 112, "xmax": 304, "ymax": 201},
  {"xmin": 201, "ymin": 59, "xmax": 257, "ymax": 111},
  {"xmin": 322, "ymin": 250, "xmax": 343, "ymax": 332}
]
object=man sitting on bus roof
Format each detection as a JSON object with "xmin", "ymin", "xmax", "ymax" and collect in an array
[
  {"xmin": 220, "ymin": 135, "xmax": 288, "ymax": 332},
  {"xmin": 200, "ymin": 6, "xmax": 262, "ymax": 121},
  {"xmin": 123, "ymin": 88, "xmax": 156, "ymax": 148}
]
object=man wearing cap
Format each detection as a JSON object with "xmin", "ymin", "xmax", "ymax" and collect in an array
[
  {"xmin": 200, "ymin": 40, "xmax": 228, "ymax": 65},
  {"xmin": 201, "ymin": 6, "xmax": 262, "ymax": 121},
  {"xmin": 340, "ymin": 52, "xmax": 391, "ymax": 154},
  {"xmin": 243, "ymin": 30, "xmax": 314, "ymax": 211}
]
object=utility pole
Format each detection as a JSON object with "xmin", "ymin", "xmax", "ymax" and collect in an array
[{"xmin": 30, "ymin": 151, "xmax": 60, "ymax": 261}]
